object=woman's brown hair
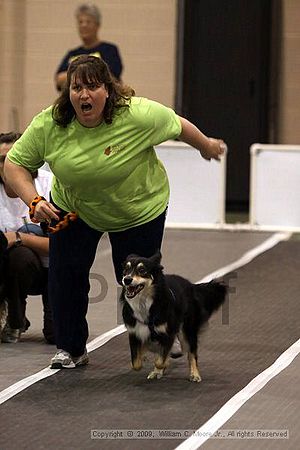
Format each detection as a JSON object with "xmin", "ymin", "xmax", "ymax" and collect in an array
[{"xmin": 52, "ymin": 55, "xmax": 134, "ymax": 127}]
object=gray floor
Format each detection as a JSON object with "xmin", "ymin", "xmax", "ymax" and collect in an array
[
  {"xmin": 0, "ymin": 234, "xmax": 299, "ymax": 450},
  {"xmin": 202, "ymin": 240, "xmax": 300, "ymax": 450},
  {"xmin": 0, "ymin": 229, "xmax": 272, "ymax": 392},
  {"xmin": 203, "ymin": 354, "xmax": 300, "ymax": 450}
]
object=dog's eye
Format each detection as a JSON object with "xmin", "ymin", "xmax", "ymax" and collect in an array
[{"xmin": 138, "ymin": 267, "xmax": 147, "ymax": 276}]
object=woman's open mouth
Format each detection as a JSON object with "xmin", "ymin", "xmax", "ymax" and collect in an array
[{"xmin": 81, "ymin": 103, "xmax": 92, "ymax": 112}]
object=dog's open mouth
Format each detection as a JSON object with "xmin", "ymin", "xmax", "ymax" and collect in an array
[{"xmin": 125, "ymin": 284, "xmax": 144, "ymax": 299}]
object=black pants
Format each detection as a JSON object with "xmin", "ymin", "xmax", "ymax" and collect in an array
[
  {"xmin": 3, "ymin": 246, "xmax": 54, "ymax": 342},
  {"xmin": 49, "ymin": 209, "xmax": 166, "ymax": 356},
  {"xmin": 0, "ymin": 231, "xmax": 8, "ymax": 301}
]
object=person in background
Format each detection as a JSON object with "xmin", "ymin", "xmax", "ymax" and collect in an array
[
  {"xmin": 5, "ymin": 55, "xmax": 226, "ymax": 368},
  {"xmin": 0, "ymin": 132, "xmax": 54, "ymax": 344},
  {"xmin": 55, "ymin": 3, "xmax": 123, "ymax": 91}
]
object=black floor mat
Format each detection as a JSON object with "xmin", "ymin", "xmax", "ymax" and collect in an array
[{"xmin": 1, "ymin": 241, "xmax": 300, "ymax": 450}]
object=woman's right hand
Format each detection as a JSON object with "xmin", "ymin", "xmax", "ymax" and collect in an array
[
  {"xmin": 34, "ymin": 200, "xmax": 61, "ymax": 223},
  {"xmin": 200, "ymin": 138, "xmax": 227, "ymax": 161}
]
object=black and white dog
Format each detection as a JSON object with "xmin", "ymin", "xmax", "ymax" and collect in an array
[{"xmin": 120, "ymin": 252, "xmax": 227, "ymax": 382}]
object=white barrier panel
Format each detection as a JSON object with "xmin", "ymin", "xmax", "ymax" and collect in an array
[
  {"xmin": 155, "ymin": 141, "xmax": 226, "ymax": 228},
  {"xmin": 250, "ymin": 144, "xmax": 300, "ymax": 232}
]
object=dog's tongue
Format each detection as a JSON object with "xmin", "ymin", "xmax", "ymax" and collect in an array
[{"xmin": 126, "ymin": 285, "xmax": 143, "ymax": 298}]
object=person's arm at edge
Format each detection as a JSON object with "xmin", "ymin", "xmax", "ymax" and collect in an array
[
  {"xmin": 5, "ymin": 231, "xmax": 49, "ymax": 256},
  {"xmin": 55, "ymin": 71, "xmax": 67, "ymax": 91},
  {"xmin": 4, "ymin": 159, "xmax": 39, "ymax": 204},
  {"xmin": 178, "ymin": 116, "xmax": 226, "ymax": 161},
  {"xmin": 4, "ymin": 159, "xmax": 60, "ymax": 221},
  {"xmin": 55, "ymin": 52, "xmax": 69, "ymax": 91}
]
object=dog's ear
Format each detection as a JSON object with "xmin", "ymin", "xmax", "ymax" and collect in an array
[
  {"xmin": 123, "ymin": 253, "xmax": 140, "ymax": 265},
  {"xmin": 149, "ymin": 250, "xmax": 161, "ymax": 263},
  {"xmin": 148, "ymin": 250, "xmax": 163, "ymax": 270}
]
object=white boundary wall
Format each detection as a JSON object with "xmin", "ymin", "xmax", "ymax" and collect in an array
[
  {"xmin": 43, "ymin": 141, "xmax": 300, "ymax": 232},
  {"xmin": 155, "ymin": 141, "xmax": 226, "ymax": 228},
  {"xmin": 250, "ymin": 144, "xmax": 300, "ymax": 232}
]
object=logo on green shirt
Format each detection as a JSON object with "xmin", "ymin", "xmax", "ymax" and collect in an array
[{"xmin": 104, "ymin": 144, "xmax": 125, "ymax": 156}]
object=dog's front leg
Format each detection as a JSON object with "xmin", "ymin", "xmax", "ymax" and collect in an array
[
  {"xmin": 147, "ymin": 338, "xmax": 172, "ymax": 380},
  {"xmin": 147, "ymin": 354, "xmax": 169, "ymax": 380},
  {"xmin": 129, "ymin": 333, "xmax": 144, "ymax": 371},
  {"xmin": 188, "ymin": 351, "xmax": 202, "ymax": 382},
  {"xmin": 147, "ymin": 365, "xmax": 165, "ymax": 380}
]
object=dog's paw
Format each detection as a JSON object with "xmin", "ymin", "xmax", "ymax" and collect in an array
[
  {"xmin": 147, "ymin": 368, "xmax": 164, "ymax": 380},
  {"xmin": 131, "ymin": 361, "xmax": 142, "ymax": 371},
  {"xmin": 189, "ymin": 374, "xmax": 202, "ymax": 383}
]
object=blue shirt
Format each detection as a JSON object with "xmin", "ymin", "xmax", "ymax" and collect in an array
[{"xmin": 56, "ymin": 41, "xmax": 123, "ymax": 81}]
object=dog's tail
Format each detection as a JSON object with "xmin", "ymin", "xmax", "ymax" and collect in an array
[{"xmin": 195, "ymin": 280, "xmax": 228, "ymax": 317}]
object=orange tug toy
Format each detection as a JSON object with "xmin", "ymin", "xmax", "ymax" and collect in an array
[{"xmin": 29, "ymin": 195, "xmax": 77, "ymax": 233}]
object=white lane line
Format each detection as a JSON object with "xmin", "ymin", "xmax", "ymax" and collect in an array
[
  {"xmin": 0, "ymin": 367, "xmax": 60, "ymax": 405},
  {"xmin": 0, "ymin": 325, "xmax": 126, "ymax": 405},
  {"xmin": 86, "ymin": 325, "xmax": 126, "ymax": 353},
  {"xmin": 175, "ymin": 339, "xmax": 300, "ymax": 450},
  {"xmin": 0, "ymin": 232, "xmax": 291, "ymax": 406},
  {"xmin": 176, "ymin": 231, "xmax": 295, "ymax": 450},
  {"xmin": 197, "ymin": 231, "xmax": 291, "ymax": 283}
]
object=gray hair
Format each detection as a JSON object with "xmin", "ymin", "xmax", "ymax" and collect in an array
[{"xmin": 75, "ymin": 3, "xmax": 102, "ymax": 25}]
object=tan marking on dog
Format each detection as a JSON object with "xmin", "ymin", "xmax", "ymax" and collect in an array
[
  {"xmin": 132, "ymin": 346, "xmax": 144, "ymax": 371},
  {"xmin": 188, "ymin": 353, "xmax": 202, "ymax": 382},
  {"xmin": 154, "ymin": 355, "xmax": 168, "ymax": 370},
  {"xmin": 154, "ymin": 322, "xmax": 168, "ymax": 334}
]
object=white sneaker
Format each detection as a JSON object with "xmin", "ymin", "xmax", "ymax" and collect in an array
[
  {"xmin": 1, "ymin": 323, "xmax": 21, "ymax": 344},
  {"xmin": 73, "ymin": 349, "xmax": 89, "ymax": 367},
  {"xmin": 50, "ymin": 348, "xmax": 89, "ymax": 369},
  {"xmin": 170, "ymin": 336, "xmax": 183, "ymax": 359},
  {"xmin": 50, "ymin": 350, "xmax": 75, "ymax": 369}
]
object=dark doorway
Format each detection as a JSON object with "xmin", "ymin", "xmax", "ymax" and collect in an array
[{"xmin": 177, "ymin": 0, "xmax": 275, "ymax": 212}]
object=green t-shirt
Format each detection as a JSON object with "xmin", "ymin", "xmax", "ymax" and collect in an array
[{"xmin": 8, "ymin": 97, "xmax": 182, "ymax": 231}]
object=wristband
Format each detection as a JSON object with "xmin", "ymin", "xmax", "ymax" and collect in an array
[
  {"xmin": 29, "ymin": 195, "xmax": 47, "ymax": 221},
  {"xmin": 14, "ymin": 231, "xmax": 22, "ymax": 247}
]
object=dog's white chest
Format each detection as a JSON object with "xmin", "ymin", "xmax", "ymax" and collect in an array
[
  {"xmin": 127, "ymin": 293, "xmax": 153, "ymax": 323},
  {"xmin": 126, "ymin": 292, "xmax": 153, "ymax": 342},
  {"xmin": 127, "ymin": 322, "xmax": 151, "ymax": 342}
]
